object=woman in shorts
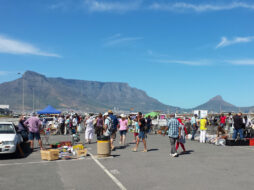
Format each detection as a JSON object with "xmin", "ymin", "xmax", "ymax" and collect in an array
[{"xmin": 119, "ymin": 114, "xmax": 128, "ymax": 146}]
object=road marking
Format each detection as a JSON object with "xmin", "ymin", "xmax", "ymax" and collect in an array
[
  {"xmin": 237, "ymin": 146, "xmax": 254, "ymax": 151},
  {"xmin": 0, "ymin": 157, "xmax": 92, "ymax": 167},
  {"xmin": 88, "ymin": 151, "xmax": 127, "ymax": 190},
  {"xmin": 110, "ymin": 169, "xmax": 120, "ymax": 175}
]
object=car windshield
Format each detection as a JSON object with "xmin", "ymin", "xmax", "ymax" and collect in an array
[{"xmin": 0, "ymin": 124, "xmax": 15, "ymax": 134}]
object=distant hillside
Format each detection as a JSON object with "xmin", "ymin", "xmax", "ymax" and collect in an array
[
  {"xmin": 194, "ymin": 95, "xmax": 254, "ymax": 113},
  {"xmin": 0, "ymin": 71, "xmax": 179, "ymax": 113}
]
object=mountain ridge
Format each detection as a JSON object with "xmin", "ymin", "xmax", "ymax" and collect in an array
[
  {"xmin": 0, "ymin": 71, "xmax": 179, "ymax": 113},
  {"xmin": 0, "ymin": 71, "xmax": 253, "ymax": 113}
]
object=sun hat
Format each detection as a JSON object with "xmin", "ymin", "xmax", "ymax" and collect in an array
[
  {"xmin": 120, "ymin": 114, "xmax": 126, "ymax": 118},
  {"xmin": 108, "ymin": 110, "xmax": 113, "ymax": 114}
]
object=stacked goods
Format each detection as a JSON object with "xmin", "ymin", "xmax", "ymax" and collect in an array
[
  {"xmin": 76, "ymin": 149, "xmax": 87, "ymax": 158},
  {"xmin": 50, "ymin": 143, "xmax": 61, "ymax": 149},
  {"xmin": 60, "ymin": 141, "xmax": 72, "ymax": 147},
  {"xmin": 72, "ymin": 144, "xmax": 84, "ymax": 151},
  {"xmin": 41, "ymin": 149, "xmax": 60, "ymax": 161},
  {"xmin": 72, "ymin": 144, "xmax": 87, "ymax": 158},
  {"xmin": 41, "ymin": 142, "xmax": 87, "ymax": 161}
]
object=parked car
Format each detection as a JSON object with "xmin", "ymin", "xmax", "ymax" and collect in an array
[{"xmin": 0, "ymin": 122, "xmax": 23, "ymax": 154}]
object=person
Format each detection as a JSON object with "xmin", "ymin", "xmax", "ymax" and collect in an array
[
  {"xmin": 58, "ymin": 115, "xmax": 65, "ymax": 135},
  {"xmin": 42, "ymin": 117, "xmax": 47, "ymax": 129},
  {"xmin": 166, "ymin": 114, "xmax": 180, "ymax": 157},
  {"xmin": 176, "ymin": 118, "xmax": 186, "ymax": 153},
  {"xmin": 64, "ymin": 116, "xmax": 71, "ymax": 135},
  {"xmin": 104, "ymin": 110, "xmax": 118, "ymax": 151},
  {"xmin": 127, "ymin": 115, "xmax": 132, "ymax": 129},
  {"xmin": 85, "ymin": 115, "xmax": 94, "ymax": 144},
  {"xmin": 199, "ymin": 117, "xmax": 207, "ymax": 143},
  {"xmin": 133, "ymin": 112, "xmax": 147, "ymax": 152},
  {"xmin": 191, "ymin": 114, "xmax": 198, "ymax": 140},
  {"xmin": 95, "ymin": 113, "xmax": 104, "ymax": 138},
  {"xmin": 217, "ymin": 114, "xmax": 226, "ymax": 137},
  {"xmin": 24, "ymin": 114, "xmax": 43, "ymax": 150},
  {"xmin": 72, "ymin": 115, "xmax": 78, "ymax": 132},
  {"xmin": 17, "ymin": 115, "xmax": 28, "ymax": 142},
  {"xmin": 233, "ymin": 113, "xmax": 244, "ymax": 140},
  {"xmin": 119, "ymin": 114, "xmax": 128, "ymax": 146},
  {"xmin": 243, "ymin": 115, "xmax": 252, "ymax": 138},
  {"xmin": 146, "ymin": 115, "xmax": 152, "ymax": 134},
  {"xmin": 227, "ymin": 113, "xmax": 233, "ymax": 134},
  {"xmin": 133, "ymin": 118, "xmax": 139, "ymax": 143}
]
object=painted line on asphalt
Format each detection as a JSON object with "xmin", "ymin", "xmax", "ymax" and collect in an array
[
  {"xmin": 237, "ymin": 146, "xmax": 254, "ymax": 151},
  {"xmin": 88, "ymin": 151, "xmax": 127, "ymax": 190},
  {"xmin": 0, "ymin": 157, "xmax": 92, "ymax": 167}
]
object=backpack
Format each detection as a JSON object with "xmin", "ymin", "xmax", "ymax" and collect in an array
[{"xmin": 107, "ymin": 115, "xmax": 118, "ymax": 134}]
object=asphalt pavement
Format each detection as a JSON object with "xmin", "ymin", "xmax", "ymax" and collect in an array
[{"xmin": 1, "ymin": 132, "xmax": 254, "ymax": 190}]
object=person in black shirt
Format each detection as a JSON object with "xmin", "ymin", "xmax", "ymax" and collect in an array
[
  {"xmin": 146, "ymin": 115, "xmax": 152, "ymax": 134},
  {"xmin": 233, "ymin": 113, "xmax": 244, "ymax": 140},
  {"xmin": 133, "ymin": 112, "xmax": 147, "ymax": 152}
]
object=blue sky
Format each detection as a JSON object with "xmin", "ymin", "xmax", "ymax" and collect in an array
[{"xmin": 0, "ymin": 0, "xmax": 254, "ymax": 108}]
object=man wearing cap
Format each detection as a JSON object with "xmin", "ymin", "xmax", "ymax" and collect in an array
[{"xmin": 104, "ymin": 110, "xmax": 118, "ymax": 151}]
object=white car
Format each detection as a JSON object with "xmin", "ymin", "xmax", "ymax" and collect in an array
[{"xmin": 0, "ymin": 122, "xmax": 23, "ymax": 154}]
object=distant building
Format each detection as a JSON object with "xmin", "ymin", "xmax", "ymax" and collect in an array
[
  {"xmin": 0, "ymin": 105, "xmax": 9, "ymax": 109},
  {"xmin": 0, "ymin": 105, "xmax": 11, "ymax": 115}
]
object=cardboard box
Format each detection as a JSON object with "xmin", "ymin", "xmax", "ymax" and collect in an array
[
  {"xmin": 76, "ymin": 149, "xmax": 87, "ymax": 158},
  {"xmin": 41, "ymin": 149, "xmax": 60, "ymax": 161}
]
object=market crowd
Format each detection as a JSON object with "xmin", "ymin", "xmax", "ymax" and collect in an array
[{"xmin": 16, "ymin": 110, "xmax": 253, "ymax": 158}]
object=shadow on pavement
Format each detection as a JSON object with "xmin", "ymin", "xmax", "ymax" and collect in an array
[
  {"xmin": 0, "ymin": 142, "xmax": 32, "ymax": 160},
  {"xmin": 179, "ymin": 150, "xmax": 194, "ymax": 155},
  {"xmin": 111, "ymin": 154, "xmax": 120, "ymax": 158},
  {"xmin": 148, "ymin": 148, "xmax": 159, "ymax": 152}
]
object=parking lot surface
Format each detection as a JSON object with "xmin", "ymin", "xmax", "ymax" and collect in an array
[{"xmin": 1, "ymin": 133, "xmax": 254, "ymax": 190}]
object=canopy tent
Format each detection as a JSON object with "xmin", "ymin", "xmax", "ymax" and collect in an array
[
  {"xmin": 145, "ymin": 111, "xmax": 160, "ymax": 118},
  {"xmin": 37, "ymin": 105, "xmax": 61, "ymax": 115}
]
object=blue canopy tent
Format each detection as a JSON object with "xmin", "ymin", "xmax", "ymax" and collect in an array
[{"xmin": 37, "ymin": 105, "xmax": 61, "ymax": 115}]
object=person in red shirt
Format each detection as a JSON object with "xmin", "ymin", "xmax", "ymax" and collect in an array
[{"xmin": 217, "ymin": 114, "xmax": 226, "ymax": 137}]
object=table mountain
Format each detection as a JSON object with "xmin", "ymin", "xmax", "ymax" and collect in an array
[{"xmin": 0, "ymin": 71, "xmax": 180, "ymax": 113}]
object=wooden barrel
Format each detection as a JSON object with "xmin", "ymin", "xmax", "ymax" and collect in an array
[{"xmin": 97, "ymin": 140, "xmax": 111, "ymax": 158}]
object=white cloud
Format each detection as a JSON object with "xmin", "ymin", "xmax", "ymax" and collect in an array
[
  {"xmin": 103, "ymin": 34, "xmax": 143, "ymax": 47},
  {"xmin": 226, "ymin": 59, "xmax": 254, "ymax": 65},
  {"xmin": 148, "ymin": 2, "xmax": 254, "ymax": 12},
  {"xmin": 50, "ymin": 1, "xmax": 254, "ymax": 13},
  {"xmin": 216, "ymin": 36, "xmax": 254, "ymax": 48},
  {"xmin": 154, "ymin": 59, "xmax": 210, "ymax": 66},
  {"xmin": 84, "ymin": 0, "xmax": 142, "ymax": 13},
  {"xmin": 0, "ymin": 71, "xmax": 10, "ymax": 76},
  {"xmin": 0, "ymin": 35, "xmax": 61, "ymax": 57}
]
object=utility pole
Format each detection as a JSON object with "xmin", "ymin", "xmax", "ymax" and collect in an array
[
  {"xmin": 33, "ymin": 88, "xmax": 35, "ymax": 113},
  {"xmin": 17, "ymin": 73, "xmax": 25, "ymax": 115}
]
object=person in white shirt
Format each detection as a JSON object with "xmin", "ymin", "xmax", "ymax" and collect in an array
[
  {"xmin": 72, "ymin": 115, "xmax": 78, "ymax": 132},
  {"xmin": 85, "ymin": 115, "xmax": 95, "ymax": 144}
]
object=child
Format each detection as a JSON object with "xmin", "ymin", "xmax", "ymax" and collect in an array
[{"xmin": 133, "ymin": 118, "xmax": 140, "ymax": 143}]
